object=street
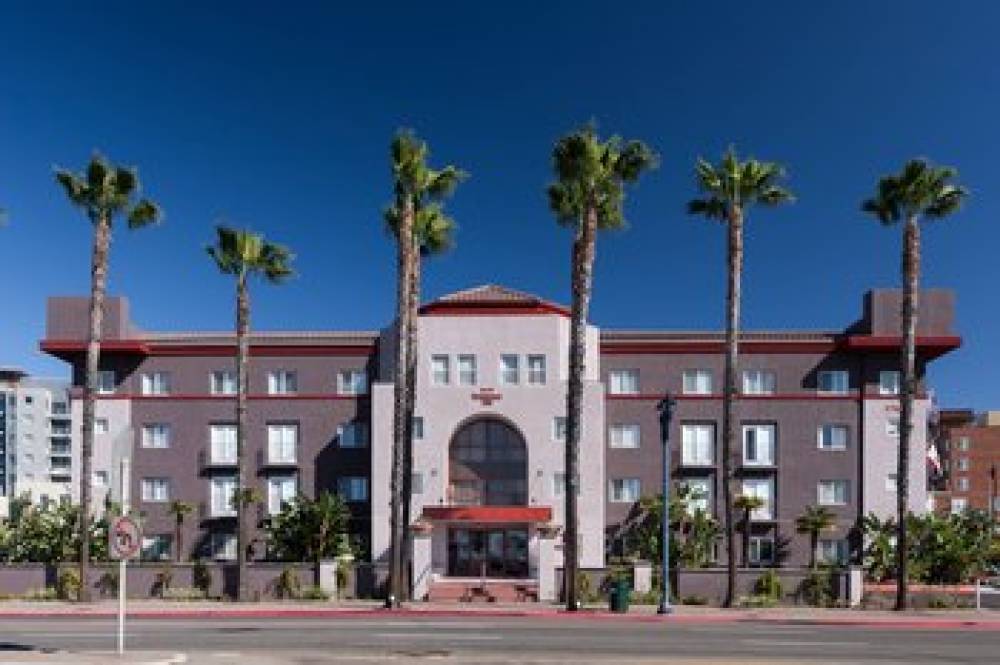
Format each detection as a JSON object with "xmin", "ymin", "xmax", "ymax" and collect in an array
[{"xmin": 1, "ymin": 614, "xmax": 999, "ymax": 664}]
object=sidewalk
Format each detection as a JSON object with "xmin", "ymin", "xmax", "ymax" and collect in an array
[{"xmin": 1, "ymin": 599, "xmax": 998, "ymax": 628}]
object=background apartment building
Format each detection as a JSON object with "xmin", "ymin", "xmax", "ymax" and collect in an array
[
  {"xmin": 40, "ymin": 286, "xmax": 958, "ymax": 600},
  {"xmin": 932, "ymin": 409, "xmax": 1000, "ymax": 516}
]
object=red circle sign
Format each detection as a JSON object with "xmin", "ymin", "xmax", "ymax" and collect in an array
[{"xmin": 110, "ymin": 516, "xmax": 141, "ymax": 559}]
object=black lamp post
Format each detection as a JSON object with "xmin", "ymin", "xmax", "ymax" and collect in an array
[{"xmin": 656, "ymin": 393, "xmax": 677, "ymax": 615}]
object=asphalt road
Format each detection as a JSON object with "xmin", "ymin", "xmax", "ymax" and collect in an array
[{"xmin": 1, "ymin": 615, "xmax": 998, "ymax": 664}]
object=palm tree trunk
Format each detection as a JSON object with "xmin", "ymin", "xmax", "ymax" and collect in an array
[
  {"xmin": 401, "ymin": 245, "xmax": 421, "ymax": 602},
  {"xmin": 564, "ymin": 205, "xmax": 598, "ymax": 611},
  {"xmin": 175, "ymin": 516, "xmax": 182, "ymax": 563},
  {"xmin": 236, "ymin": 275, "xmax": 250, "ymax": 601},
  {"xmin": 389, "ymin": 201, "xmax": 415, "ymax": 608},
  {"xmin": 79, "ymin": 215, "xmax": 111, "ymax": 602},
  {"xmin": 722, "ymin": 208, "xmax": 743, "ymax": 607},
  {"xmin": 810, "ymin": 531, "xmax": 818, "ymax": 569},
  {"xmin": 895, "ymin": 217, "xmax": 920, "ymax": 611},
  {"xmin": 742, "ymin": 512, "xmax": 751, "ymax": 567}
]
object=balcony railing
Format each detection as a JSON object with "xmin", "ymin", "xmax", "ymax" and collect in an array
[{"xmin": 198, "ymin": 449, "xmax": 237, "ymax": 471}]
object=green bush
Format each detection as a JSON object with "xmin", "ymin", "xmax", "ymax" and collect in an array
[
  {"xmin": 56, "ymin": 568, "xmax": 81, "ymax": 601},
  {"xmin": 738, "ymin": 594, "xmax": 777, "ymax": 608},
  {"xmin": 926, "ymin": 593, "xmax": 957, "ymax": 609},
  {"xmin": 298, "ymin": 585, "xmax": 330, "ymax": 601},
  {"xmin": 754, "ymin": 570, "xmax": 783, "ymax": 601},
  {"xmin": 152, "ymin": 567, "xmax": 174, "ymax": 598},
  {"xmin": 192, "ymin": 559, "xmax": 212, "ymax": 596},
  {"xmin": 96, "ymin": 570, "xmax": 119, "ymax": 598},
  {"xmin": 274, "ymin": 566, "xmax": 302, "ymax": 600},
  {"xmin": 160, "ymin": 587, "xmax": 208, "ymax": 601},
  {"xmin": 681, "ymin": 594, "xmax": 709, "ymax": 606},
  {"xmin": 22, "ymin": 587, "xmax": 59, "ymax": 601},
  {"xmin": 799, "ymin": 568, "xmax": 836, "ymax": 607}
]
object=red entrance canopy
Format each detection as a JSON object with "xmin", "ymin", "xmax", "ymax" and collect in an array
[{"xmin": 422, "ymin": 505, "xmax": 552, "ymax": 523}]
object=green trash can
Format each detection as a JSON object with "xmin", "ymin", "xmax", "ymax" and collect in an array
[{"xmin": 609, "ymin": 578, "xmax": 631, "ymax": 613}]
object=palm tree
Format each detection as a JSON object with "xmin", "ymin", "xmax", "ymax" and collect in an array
[
  {"xmin": 383, "ymin": 130, "xmax": 465, "ymax": 606},
  {"xmin": 734, "ymin": 494, "xmax": 765, "ymax": 567},
  {"xmin": 55, "ymin": 154, "xmax": 161, "ymax": 601},
  {"xmin": 687, "ymin": 147, "xmax": 793, "ymax": 606},
  {"xmin": 168, "ymin": 501, "xmax": 194, "ymax": 563},
  {"xmin": 548, "ymin": 125, "xmax": 657, "ymax": 610},
  {"xmin": 861, "ymin": 159, "xmax": 967, "ymax": 610},
  {"xmin": 207, "ymin": 226, "xmax": 293, "ymax": 601},
  {"xmin": 795, "ymin": 505, "xmax": 836, "ymax": 569}
]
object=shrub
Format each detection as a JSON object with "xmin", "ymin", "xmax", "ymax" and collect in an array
[
  {"xmin": 738, "ymin": 594, "xmax": 777, "ymax": 608},
  {"xmin": 56, "ymin": 569, "xmax": 81, "ymax": 601},
  {"xmin": 335, "ymin": 562, "xmax": 351, "ymax": 596},
  {"xmin": 681, "ymin": 594, "xmax": 709, "ymax": 606},
  {"xmin": 799, "ymin": 568, "xmax": 836, "ymax": 607},
  {"xmin": 97, "ymin": 570, "xmax": 119, "ymax": 598},
  {"xmin": 22, "ymin": 587, "xmax": 59, "ymax": 601},
  {"xmin": 160, "ymin": 587, "xmax": 208, "ymax": 601},
  {"xmin": 298, "ymin": 585, "xmax": 330, "ymax": 601},
  {"xmin": 926, "ymin": 594, "xmax": 957, "ymax": 610},
  {"xmin": 192, "ymin": 559, "xmax": 212, "ymax": 596},
  {"xmin": 754, "ymin": 570, "xmax": 783, "ymax": 601},
  {"xmin": 152, "ymin": 567, "xmax": 174, "ymax": 598},
  {"xmin": 274, "ymin": 566, "xmax": 303, "ymax": 600}
]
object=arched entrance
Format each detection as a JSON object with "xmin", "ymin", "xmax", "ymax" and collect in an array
[{"xmin": 446, "ymin": 417, "xmax": 529, "ymax": 577}]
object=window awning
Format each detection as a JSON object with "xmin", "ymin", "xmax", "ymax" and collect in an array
[{"xmin": 421, "ymin": 505, "xmax": 553, "ymax": 523}]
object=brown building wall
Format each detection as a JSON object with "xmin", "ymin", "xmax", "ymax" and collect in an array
[{"xmin": 940, "ymin": 423, "xmax": 1000, "ymax": 514}]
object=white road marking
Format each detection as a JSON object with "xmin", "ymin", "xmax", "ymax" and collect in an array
[
  {"xmin": 371, "ymin": 631, "xmax": 502, "ymax": 641},
  {"xmin": 742, "ymin": 638, "xmax": 868, "ymax": 647}
]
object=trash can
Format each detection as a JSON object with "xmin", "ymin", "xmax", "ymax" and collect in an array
[{"xmin": 609, "ymin": 578, "xmax": 631, "ymax": 613}]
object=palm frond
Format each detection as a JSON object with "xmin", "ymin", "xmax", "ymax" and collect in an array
[
  {"xmin": 687, "ymin": 197, "xmax": 728, "ymax": 221},
  {"xmin": 127, "ymin": 199, "xmax": 161, "ymax": 229},
  {"xmin": 861, "ymin": 158, "xmax": 966, "ymax": 224}
]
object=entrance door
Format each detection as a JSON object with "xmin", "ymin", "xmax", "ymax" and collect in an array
[{"xmin": 447, "ymin": 526, "xmax": 529, "ymax": 578}]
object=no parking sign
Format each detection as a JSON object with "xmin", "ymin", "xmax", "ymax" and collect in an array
[{"xmin": 109, "ymin": 515, "xmax": 141, "ymax": 560}]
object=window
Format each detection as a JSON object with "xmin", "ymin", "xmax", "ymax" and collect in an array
[
  {"xmin": 818, "ymin": 480, "xmax": 849, "ymax": 506},
  {"xmin": 267, "ymin": 424, "xmax": 298, "ymax": 463},
  {"xmin": 210, "ymin": 370, "xmax": 237, "ymax": 396},
  {"xmin": 141, "ymin": 423, "xmax": 171, "ymax": 449},
  {"xmin": 411, "ymin": 472, "xmax": 424, "ymax": 495},
  {"xmin": 818, "ymin": 425, "xmax": 848, "ymax": 451},
  {"xmin": 742, "ymin": 424, "xmax": 775, "ymax": 466},
  {"xmin": 267, "ymin": 475, "xmax": 297, "ymax": 515},
  {"xmin": 500, "ymin": 354, "xmax": 520, "ymax": 385},
  {"xmin": 457, "ymin": 355, "xmax": 477, "ymax": 386},
  {"xmin": 210, "ymin": 424, "xmax": 237, "ymax": 464},
  {"xmin": 210, "ymin": 476, "xmax": 237, "ymax": 517},
  {"xmin": 95, "ymin": 418, "xmax": 109, "ymax": 434},
  {"xmin": 886, "ymin": 473, "xmax": 897, "ymax": 492},
  {"xmin": 681, "ymin": 424, "xmax": 715, "ymax": 466},
  {"xmin": 527, "ymin": 355, "xmax": 547, "ymax": 385},
  {"xmin": 431, "ymin": 355, "xmax": 450, "ymax": 385},
  {"xmin": 886, "ymin": 418, "xmax": 900, "ymax": 438},
  {"xmin": 24, "ymin": 395, "xmax": 34, "ymax": 405},
  {"xmin": 412, "ymin": 416, "xmax": 424, "ymax": 440},
  {"xmin": 337, "ymin": 370, "xmax": 368, "ymax": 395},
  {"xmin": 609, "ymin": 478, "xmax": 640, "ymax": 503},
  {"xmin": 879, "ymin": 370, "xmax": 901, "ymax": 396},
  {"xmin": 267, "ymin": 370, "xmax": 297, "ymax": 395},
  {"xmin": 682, "ymin": 369, "xmax": 713, "ymax": 395},
  {"xmin": 93, "ymin": 471, "xmax": 108, "ymax": 487},
  {"xmin": 680, "ymin": 478, "xmax": 712, "ymax": 515},
  {"xmin": 742, "ymin": 370, "xmax": 776, "ymax": 395},
  {"xmin": 338, "ymin": 476, "xmax": 368, "ymax": 502},
  {"xmin": 957, "ymin": 477, "xmax": 970, "ymax": 492},
  {"xmin": 950, "ymin": 497, "xmax": 968, "ymax": 513},
  {"xmin": 552, "ymin": 416, "xmax": 566, "ymax": 443},
  {"xmin": 957, "ymin": 457, "xmax": 970, "ymax": 472},
  {"xmin": 958, "ymin": 436, "xmax": 971, "ymax": 451},
  {"xmin": 818, "ymin": 370, "xmax": 849, "ymax": 394},
  {"xmin": 96, "ymin": 370, "xmax": 116, "ymax": 395},
  {"xmin": 608, "ymin": 369, "xmax": 639, "ymax": 395},
  {"xmin": 608, "ymin": 424, "xmax": 641, "ymax": 449},
  {"xmin": 338, "ymin": 421, "xmax": 369, "ymax": 448},
  {"xmin": 818, "ymin": 539, "xmax": 849, "ymax": 565},
  {"xmin": 141, "ymin": 535, "xmax": 172, "ymax": 562},
  {"xmin": 749, "ymin": 536, "xmax": 774, "ymax": 565},
  {"xmin": 553, "ymin": 473, "xmax": 580, "ymax": 497},
  {"xmin": 141, "ymin": 372, "xmax": 171, "ymax": 396},
  {"xmin": 741, "ymin": 479, "xmax": 774, "ymax": 520},
  {"xmin": 141, "ymin": 477, "xmax": 170, "ymax": 503},
  {"xmin": 211, "ymin": 533, "xmax": 237, "ymax": 561}
]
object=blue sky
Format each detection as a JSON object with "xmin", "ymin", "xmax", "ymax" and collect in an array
[{"xmin": 1, "ymin": 2, "xmax": 998, "ymax": 409}]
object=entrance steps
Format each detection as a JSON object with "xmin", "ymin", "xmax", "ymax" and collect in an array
[{"xmin": 426, "ymin": 578, "xmax": 539, "ymax": 603}]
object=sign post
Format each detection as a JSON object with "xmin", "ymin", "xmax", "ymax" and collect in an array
[{"xmin": 109, "ymin": 458, "xmax": 140, "ymax": 654}]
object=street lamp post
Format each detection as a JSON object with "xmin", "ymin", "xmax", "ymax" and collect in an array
[{"xmin": 657, "ymin": 393, "xmax": 677, "ymax": 615}]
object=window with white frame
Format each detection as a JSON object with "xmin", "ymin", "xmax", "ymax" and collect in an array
[
  {"xmin": 210, "ymin": 476, "xmax": 237, "ymax": 516},
  {"xmin": 742, "ymin": 370, "xmax": 776, "ymax": 395},
  {"xmin": 210, "ymin": 370, "xmax": 237, "ymax": 396},
  {"xmin": 681, "ymin": 423, "xmax": 715, "ymax": 466},
  {"xmin": 886, "ymin": 418, "xmax": 900, "ymax": 437},
  {"xmin": 457, "ymin": 355, "xmax": 477, "ymax": 386},
  {"xmin": 338, "ymin": 476, "xmax": 368, "ymax": 502},
  {"xmin": 608, "ymin": 369, "xmax": 639, "ymax": 395},
  {"xmin": 609, "ymin": 478, "xmax": 640, "ymax": 503},
  {"xmin": 210, "ymin": 424, "xmax": 237, "ymax": 464},
  {"xmin": 141, "ymin": 477, "xmax": 170, "ymax": 503},
  {"xmin": 950, "ymin": 497, "xmax": 968, "ymax": 513},
  {"xmin": 92, "ymin": 471, "xmax": 108, "ymax": 487},
  {"xmin": 682, "ymin": 369, "xmax": 713, "ymax": 395},
  {"xmin": 338, "ymin": 421, "xmax": 369, "ymax": 448},
  {"xmin": 412, "ymin": 416, "xmax": 424, "ymax": 440},
  {"xmin": 818, "ymin": 480, "xmax": 849, "ymax": 506},
  {"xmin": 742, "ymin": 424, "xmax": 775, "ymax": 466},
  {"xmin": 818, "ymin": 370, "xmax": 849, "ymax": 394},
  {"xmin": 749, "ymin": 536, "xmax": 774, "ymax": 564},
  {"xmin": 141, "ymin": 423, "xmax": 171, "ymax": 449},
  {"xmin": 958, "ymin": 436, "xmax": 971, "ymax": 451},
  {"xmin": 411, "ymin": 472, "xmax": 424, "ymax": 495},
  {"xmin": 337, "ymin": 370, "xmax": 368, "ymax": 395},
  {"xmin": 96, "ymin": 370, "xmax": 116, "ymax": 395},
  {"xmin": 141, "ymin": 372, "xmax": 171, "ymax": 396},
  {"xmin": 819, "ymin": 539, "xmax": 849, "ymax": 565},
  {"xmin": 95, "ymin": 418, "xmax": 109, "ymax": 434},
  {"xmin": 553, "ymin": 416, "xmax": 566, "ymax": 443},
  {"xmin": 267, "ymin": 475, "xmax": 297, "ymax": 515},
  {"xmin": 527, "ymin": 355, "xmax": 547, "ymax": 385},
  {"xmin": 879, "ymin": 370, "xmax": 901, "ymax": 396},
  {"xmin": 141, "ymin": 535, "xmax": 172, "ymax": 561},
  {"xmin": 957, "ymin": 477, "xmax": 970, "ymax": 491},
  {"xmin": 957, "ymin": 457, "xmax": 970, "ymax": 472},
  {"xmin": 431, "ymin": 355, "xmax": 450, "ymax": 385},
  {"xmin": 267, "ymin": 424, "xmax": 298, "ymax": 463},
  {"xmin": 680, "ymin": 478, "xmax": 712, "ymax": 515},
  {"xmin": 211, "ymin": 532, "xmax": 237, "ymax": 561},
  {"xmin": 500, "ymin": 354, "xmax": 520, "ymax": 385},
  {"xmin": 818, "ymin": 424, "xmax": 848, "ymax": 451},
  {"xmin": 267, "ymin": 370, "xmax": 297, "ymax": 395},
  {"xmin": 886, "ymin": 473, "xmax": 897, "ymax": 491},
  {"xmin": 608, "ymin": 424, "xmax": 640, "ymax": 449},
  {"xmin": 741, "ymin": 478, "xmax": 774, "ymax": 520}
]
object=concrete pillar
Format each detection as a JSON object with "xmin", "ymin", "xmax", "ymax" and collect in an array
[
  {"xmin": 847, "ymin": 566, "xmax": 863, "ymax": 607},
  {"xmin": 538, "ymin": 534, "xmax": 557, "ymax": 601},
  {"xmin": 632, "ymin": 561, "xmax": 652, "ymax": 594},
  {"xmin": 412, "ymin": 531, "xmax": 433, "ymax": 601},
  {"xmin": 318, "ymin": 560, "xmax": 337, "ymax": 598}
]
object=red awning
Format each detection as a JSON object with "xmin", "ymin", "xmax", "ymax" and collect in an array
[{"xmin": 422, "ymin": 505, "xmax": 553, "ymax": 523}]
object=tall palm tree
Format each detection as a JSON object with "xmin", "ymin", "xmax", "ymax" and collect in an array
[
  {"xmin": 55, "ymin": 154, "xmax": 161, "ymax": 601},
  {"xmin": 795, "ymin": 505, "xmax": 836, "ymax": 569},
  {"xmin": 207, "ymin": 226, "xmax": 293, "ymax": 601},
  {"xmin": 734, "ymin": 494, "xmax": 765, "ymax": 567},
  {"xmin": 548, "ymin": 125, "xmax": 657, "ymax": 611},
  {"xmin": 384, "ymin": 130, "xmax": 465, "ymax": 606},
  {"xmin": 168, "ymin": 500, "xmax": 194, "ymax": 563},
  {"xmin": 861, "ymin": 159, "xmax": 967, "ymax": 610},
  {"xmin": 687, "ymin": 147, "xmax": 793, "ymax": 606}
]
